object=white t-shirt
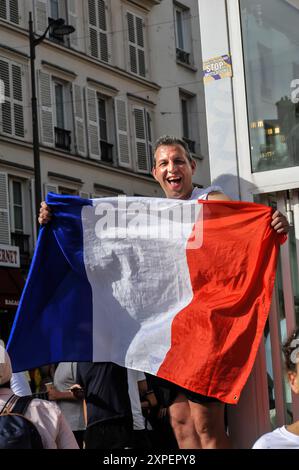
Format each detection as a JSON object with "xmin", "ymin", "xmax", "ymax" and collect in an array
[
  {"xmin": 190, "ymin": 185, "xmax": 223, "ymax": 200},
  {"xmin": 252, "ymin": 426, "xmax": 299, "ymax": 449}
]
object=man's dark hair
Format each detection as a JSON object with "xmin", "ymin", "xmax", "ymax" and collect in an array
[
  {"xmin": 153, "ymin": 135, "xmax": 192, "ymax": 167},
  {"xmin": 282, "ymin": 327, "xmax": 299, "ymax": 372}
]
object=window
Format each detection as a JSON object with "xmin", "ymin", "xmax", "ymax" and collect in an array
[
  {"xmin": 174, "ymin": 3, "xmax": 191, "ymax": 65},
  {"xmin": 88, "ymin": 0, "xmax": 109, "ymax": 62},
  {"xmin": 0, "ymin": 0, "xmax": 19, "ymax": 24},
  {"xmin": 0, "ymin": 58, "xmax": 24, "ymax": 139},
  {"xmin": 127, "ymin": 12, "xmax": 146, "ymax": 77},
  {"xmin": 34, "ymin": 0, "xmax": 78, "ymax": 48},
  {"xmin": 98, "ymin": 96, "xmax": 113, "ymax": 162},
  {"xmin": 39, "ymin": 71, "xmax": 73, "ymax": 152},
  {"xmin": 53, "ymin": 80, "xmax": 71, "ymax": 151},
  {"xmin": 240, "ymin": 0, "xmax": 299, "ymax": 171},
  {"xmin": 133, "ymin": 106, "xmax": 153, "ymax": 173},
  {"xmin": 48, "ymin": 0, "xmax": 67, "ymax": 43},
  {"xmin": 50, "ymin": 0, "xmax": 59, "ymax": 18},
  {"xmin": 180, "ymin": 92, "xmax": 198, "ymax": 154},
  {"xmin": 11, "ymin": 180, "xmax": 23, "ymax": 233},
  {"xmin": 86, "ymin": 88, "xmax": 115, "ymax": 162}
]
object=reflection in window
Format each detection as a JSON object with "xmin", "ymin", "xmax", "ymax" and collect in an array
[{"xmin": 240, "ymin": 0, "xmax": 299, "ymax": 172}]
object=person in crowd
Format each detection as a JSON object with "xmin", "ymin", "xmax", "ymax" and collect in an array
[
  {"xmin": 75, "ymin": 362, "xmax": 133, "ymax": 449},
  {"xmin": 38, "ymin": 135, "xmax": 289, "ymax": 449},
  {"xmin": 127, "ymin": 368, "xmax": 153, "ymax": 449},
  {"xmin": 0, "ymin": 345, "xmax": 78, "ymax": 449},
  {"xmin": 253, "ymin": 327, "xmax": 299, "ymax": 449},
  {"xmin": 47, "ymin": 362, "xmax": 86, "ymax": 448}
]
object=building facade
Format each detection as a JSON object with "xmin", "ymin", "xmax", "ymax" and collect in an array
[
  {"xmin": 0, "ymin": 0, "xmax": 209, "ymax": 340},
  {"xmin": 197, "ymin": 0, "xmax": 299, "ymax": 448}
]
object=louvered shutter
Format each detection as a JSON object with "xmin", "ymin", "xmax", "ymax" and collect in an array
[
  {"xmin": 0, "ymin": 0, "xmax": 19, "ymax": 23},
  {"xmin": 30, "ymin": 179, "xmax": 37, "ymax": 245},
  {"xmin": 0, "ymin": 172, "xmax": 11, "ymax": 244},
  {"xmin": 68, "ymin": 0, "xmax": 79, "ymax": 48},
  {"xmin": 134, "ymin": 106, "xmax": 149, "ymax": 173},
  {"xmin": 12, "ymin": 63, "xmax": 24, "ymax": 137},
  {"xmin": 127, "ymin": 12, "xmax": 146, "ymax": 77},
  {"xmin": 73, "ymin": 84, "xmax": 87, "ymax": 156},
  {"xmin": 0, "ymin": 59, "xmax": 24, "ymax": 138},
  {"xmin": 44, "ymin": 184, "xmax": 59, "ymax": 199},
  {"xmin": 88, "ymin": 0, "xmax": 109, "ymax": 63},
  {"xmin": 9, "ymin": 0, "xmax": 19, "ymax": 24},
  {"xmin": 146, "ymin": 110, "xmax": 153, "ymax": 168},
  {"xmin": 115, "ymin": 98, "xmax": 131, "ymax": 168},
  {"xmin": 0, "ymin": 0, "xmax": 7, "ymax": 20},
  {"xmin": 39, "ymin": 71, "xmax": 54, "ymax": 146},
  {"xmin": 0, "ymin": 59, "xmax": 12, "ymax": 135},
  {"xmin": 35, "ymin": 0, "xmax": 49, "ymax": 36},
  {"xmin": 86, "ymin": 87, "xmax": 100, "ymax": 159}
]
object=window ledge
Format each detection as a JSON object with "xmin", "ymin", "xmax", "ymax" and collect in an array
[{"xmin": 176, "ymin": 60, "xmax": 197, "ymax": 72}]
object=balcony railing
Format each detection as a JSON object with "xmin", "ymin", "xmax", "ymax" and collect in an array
[
  {"xmin": 11, "ymin": 232, "xmax": 30, "ymax": 267},
  {"xmin": 100, "ymin": 140, "xmax": 113, "ymax": 163},
  {"xmin": 176, "ymin": 48, "xmax": 190, "ymax": 65},
  {"xmin": 55, "ymin": 127, "xmax": 71, "ymax": 151},
  {"xmin": 183, "ymin": 137, "xmax": 196, "ymax": 154}
]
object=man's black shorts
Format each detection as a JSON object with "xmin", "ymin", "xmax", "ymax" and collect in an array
[{"xmin": 147, "ymin": 375, "xmax": 221, "ymax": 407}]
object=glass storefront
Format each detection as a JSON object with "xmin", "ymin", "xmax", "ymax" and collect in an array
[{"xmin": 240, "ymin": 0, "xmax": 299, "ymax": 172}]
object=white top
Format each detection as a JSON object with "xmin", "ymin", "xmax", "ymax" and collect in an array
[
  {"xmin": 190, "ymin": 185, "xmax": 223, "ymax": 200},
  {"xmin": 252, "ymin": 426, "xmax": 299, "ymax": 449},
  {"xmin": 0, "ymin": 388, "xmax": 78, "ymax": 449},
  {"xmin": 127, "ymin": 369, "xmax": 146, "ymax": 431}
]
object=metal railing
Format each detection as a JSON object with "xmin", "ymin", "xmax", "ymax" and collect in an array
[
  {"xmin": 55, "ymin": 127, "xmax": 71, "ymax": 151},
  {"xmin": 176, "ymin": 48, "xmax": 190, "ymax": 65}
]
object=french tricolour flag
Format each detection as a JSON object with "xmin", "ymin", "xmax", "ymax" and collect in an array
[{"xmin": 7, "ymin": 194, "xmax": 283, "ymax": 404}]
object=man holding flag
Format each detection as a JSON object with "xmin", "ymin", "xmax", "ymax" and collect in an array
[{"xmin": 24, "ymin": 136, "xmax": 289, "ymax": 449}]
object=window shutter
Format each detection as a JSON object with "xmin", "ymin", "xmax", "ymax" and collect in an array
[
  {"xmin": 0, "ymin": 172, "xmax": 11, "ymax": 244},
  {"xmin": 44, "ymin": 184, "xmax": 58, "ymax": 199},
  {"xmin": 0, "ymin": 59, "xmax": 24, "ymax": 138},
  {"xmin": 73, "ymin": 84, "xmax": 87, "ymax": 157},
  {"xmin": 12, "ymin": 63, "xmax": 24, "ymax": 138},
  {"xmin": 35, "ymin": 0, "xmax": 49, "ymax": 36},
  {"xmin": 127, "ymin": 12, "xmax": 146, "ymax": 77},
  {"xmin": 86, "ymin": 87, "xmax": 100, "ymax": 160},
  {"xmin": 115, "ymin": 98, "xmax": 131, "ymax": 168},
  {"xmin": 134, "ymin": 106, "xmax": 149, "ymax": 173},
  {"xmin": 30, "ymin": 178, "xmax": 37, "ymax": 245},
  {"xmin": 67, "ymin": 0, "xmax": 79, "ymax": 49},
  {"xmin": 146, "ymin": 110, "xmax": 153, "ymax": 168},
  {"xmin": 0, "ymin": 58, "xmax": 12, "ymax": 135},
  {"xmin": 0, "ymin": 0, "xmax": 7, "ymax": 20},
  {"xmin": 0, "ymin": 0, "xmax": 19, "ymax": 23},
  {"xmin": 9, "ymin": 0, "xmax": 19, "ymax": 24},
  {"xmin": 39, "ymin": 71, "xmax": 54, "ymax": 146},
  {"xmin": 136, "ymin": 16, "xmax": 145, "ymax": 77},
  {"xmin": 88, "ymin": 0, "xmax": 109, "ymax": 63}
]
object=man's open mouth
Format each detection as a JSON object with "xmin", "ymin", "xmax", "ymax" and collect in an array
[{"xmin": 167, "ymin": 177, "xmax": 182, "ymax": 187}]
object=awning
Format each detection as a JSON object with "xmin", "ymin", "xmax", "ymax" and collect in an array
[{"xmin": 0, "ymin": 267, "xmax": 25, "ymax": 309}]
